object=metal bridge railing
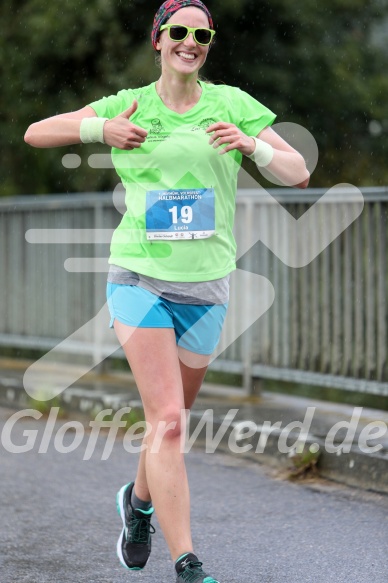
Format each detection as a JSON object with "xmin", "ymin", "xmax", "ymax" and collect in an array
[{"xmin": 1, "ymin": 187, "xmax": 387, "ymax": 397}]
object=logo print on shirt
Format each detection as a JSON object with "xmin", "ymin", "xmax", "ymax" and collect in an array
[
  {"xmin": 191, "ymin": 118, "xmax": 217, "ymax": 131},
  {"xmin": 150, "ymin": 118, "xmax": 165, "ymax": 134}
]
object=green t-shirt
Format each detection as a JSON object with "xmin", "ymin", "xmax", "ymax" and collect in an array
[{"xmin": 89, "ymin": 81, "xmax": 276, "ymax": 282}]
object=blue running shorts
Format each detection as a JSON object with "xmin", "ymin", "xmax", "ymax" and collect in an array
[{"xmin": 106, "ymin": 282, "xmax": 228, "ymax": 355}]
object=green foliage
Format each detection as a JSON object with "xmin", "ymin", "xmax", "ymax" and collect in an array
[
  {"xmin": 1, "ymin": 0, "xmax": 388, "ymax": 196},
  {"xmin": 209, "ymin": 0, "xmax": 388, "ymax": 186}
]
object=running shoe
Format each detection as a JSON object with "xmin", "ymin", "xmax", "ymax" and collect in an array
[
  {"xmin": 116, "ymin": 482, "xmax": 155, "ymax": 570},
  {"xmin": 176, "ymin": 553, "xmax": 220, "ymax": 582}
]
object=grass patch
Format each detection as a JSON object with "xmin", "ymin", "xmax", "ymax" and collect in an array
[
  {"xmin": 92, "ymin": 407, "xmax": 145, "ymax": 433},
  {"xmin": 26, "ymin": 394, "xmax": 67, "ymax": 419},
  {"xmin": 287, "ymin": 446, "xmax": 321, "ymax": 481},
  {"xmin": 204, "ymin": 369, "xmax": 243, "ymax": 387}
]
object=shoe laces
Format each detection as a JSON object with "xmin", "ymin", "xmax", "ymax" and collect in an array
[
  {"xmin": 178, "ymin": 560, "xmax": 208, "ymax": 582},
  {"xmin": 129, "ymin": 515, "xmax": 155, "ymax": 544}
]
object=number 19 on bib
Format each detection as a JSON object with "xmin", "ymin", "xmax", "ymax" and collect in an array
[{"xmin": 146, "ymin": 188, "xmax": 215, "ymax": 240}]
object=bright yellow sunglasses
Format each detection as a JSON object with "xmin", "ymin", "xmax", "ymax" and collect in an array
[{"xmin": 160, "ymin": 24, "xmax": 216, "ymax": 46}]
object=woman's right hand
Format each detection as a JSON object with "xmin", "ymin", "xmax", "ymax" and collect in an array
[{"xmin": 103, "ymin": 100, "xmax": 148, "ymax": 150}]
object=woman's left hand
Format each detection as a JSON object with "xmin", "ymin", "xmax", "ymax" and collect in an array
[{"xmin": 206, "ymin": 122, "xmax": 255, "ymax": 156}]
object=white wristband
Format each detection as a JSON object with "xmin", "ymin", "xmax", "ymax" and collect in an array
[
  {"xmin": 248, "ymin": 137, "xmax": 274, "ymax": 167},
  {"xmin": 80, "ymin": 117, "xmax": 109, "ymax": 144}
]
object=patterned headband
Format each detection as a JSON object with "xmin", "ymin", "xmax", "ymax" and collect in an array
[{"xmin": 151, "ymin": 0, "xmax": 214, "ymax": 51}]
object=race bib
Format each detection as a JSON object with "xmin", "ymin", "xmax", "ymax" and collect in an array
[{"xmin": 145, "ymin": 188, "xmax": 215, "ymax": 240}]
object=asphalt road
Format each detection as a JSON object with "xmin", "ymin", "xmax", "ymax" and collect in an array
[{"xmin": 1, "ymin": 406, "xmax": 387, "ymax": 583}]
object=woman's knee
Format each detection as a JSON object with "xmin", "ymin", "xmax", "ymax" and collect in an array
[{"xmin": 145, "ymin": 405, "xmax": 187, "ymax": 445}]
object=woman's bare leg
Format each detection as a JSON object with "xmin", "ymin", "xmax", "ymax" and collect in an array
[
  {"xmin": 114, "ymin": 322, "xmax": 210, "ymax": 561},
  {"xmin": 130, "ymin": 347, "xmax": 209, "ymax": 503}
]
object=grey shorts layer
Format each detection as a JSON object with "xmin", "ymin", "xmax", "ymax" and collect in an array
[{"xmin": 107, "ymin": 265, "xmax": 230, "ymax": 306}]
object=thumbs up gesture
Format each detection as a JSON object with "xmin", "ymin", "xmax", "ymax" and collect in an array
[{"xmin": 103, "ymin": 100, "xmax": 148, "ymax": 150}]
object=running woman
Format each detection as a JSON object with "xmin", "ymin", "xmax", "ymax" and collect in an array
[{"xmin": 24, "ymin": 1, "xmax": 310, "ymax": 581}]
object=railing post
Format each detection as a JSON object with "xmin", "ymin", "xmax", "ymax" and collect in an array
[
  {"xmin": 240, "ymin": 198, "xmax": 256, "ymax": 397},
  {"xmin": 92, "ymin": 198, "xmax": 106, "ymax": 373}
]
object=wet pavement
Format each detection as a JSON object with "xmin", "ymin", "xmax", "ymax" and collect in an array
[
  {"xmin": 0, "ymin": 357, "xmax": 388, "ymax": 495},
  {"xmin": 1, "ymin": 404, "xmax": 388, "ymax": 583}
]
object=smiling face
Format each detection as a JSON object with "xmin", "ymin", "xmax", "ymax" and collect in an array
[{"xmin": 156, "ymin": 7, "xmax": 211, "ymax": 78}]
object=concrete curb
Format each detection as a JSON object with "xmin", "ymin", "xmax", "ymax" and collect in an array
[
  {"xmin": 188, "ymin": 413, "xmax": 388, "ymax": 495},
  {"xmin": 0, "ymin": 364, "xmax": 387, "ymax": 496}
]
